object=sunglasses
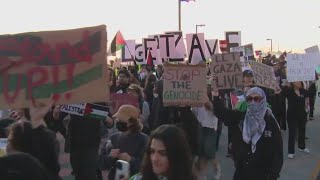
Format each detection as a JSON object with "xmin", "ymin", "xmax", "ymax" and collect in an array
[{"xmin": 246, "ymin": 96, "xmax": 262, "ymax": 103}]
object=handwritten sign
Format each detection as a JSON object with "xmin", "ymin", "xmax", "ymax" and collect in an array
[
  {"xmin": 211, "ymin": 53, "xmax": 243, "ymax": 89},
  {"xmin": 0, "ymin": 25, "xmax": 108, "ymax": 109},
  {"xmin": 110, "ymin": 93, "xmax": 139, "ymax": 114},
  {"xmin": 162, "ymin": 63, "xmax": 207, "ymax": 107},
  {"xmin": 250, "ymin": 61, "xmax": 280, "ymax": 91},
  {"xmin": 286, "ymin": 53, "xmax": 319, "ymax": 82}
]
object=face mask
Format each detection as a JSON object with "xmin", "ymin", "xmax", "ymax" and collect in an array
[
  {"xmin": 153, "ymin": 93, "xmax": 159, "ymax": 98},
  {"xmin": 116, "ymin": 121, "xmax": 129, "ymax": 132}
]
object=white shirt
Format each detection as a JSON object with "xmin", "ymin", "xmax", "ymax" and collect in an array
[{"xmin": 192, "ymin": 106, "xmax": 218, "ymax": 130}]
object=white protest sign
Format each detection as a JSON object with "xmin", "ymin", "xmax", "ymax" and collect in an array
[
  {"xmin": 286, "ymin": 53, "xmax": 320, "ymax": 82},
  {"xmin": 205, "ymin": 39, "xmax": 219, "ymax": 59},
  {"xmin": 143, "ymin": 38, "xmax": 158, "ymax": 65},
  {"xmin": 165, "ymin": 31, "xmax": 186, "ymax": 61},
  {"xmin": 159, "ymin": 34, "xmax": 176, "ymax": 59},
  {"xmin": 121, "ymin": 40, "xmax": 136, "ymax": 62},
  {"xmin": 186, "ymin": 33, "xmax": 206, "ymax": 64},
  {"xmin": 225, "ymin": 31, "xmax": 241, "ymax": 52},
  {"xmin": 60, "ymin": 103, "xmax": 86, "ymax": 116},
  {"xmin": 135, "ymin": 43, "xmax": 145, "ymax": 64}
]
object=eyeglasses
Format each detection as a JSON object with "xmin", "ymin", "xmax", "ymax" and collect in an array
[{"xmin": 246, "ymin": 96, "xmax": 262, "ymax": 103}]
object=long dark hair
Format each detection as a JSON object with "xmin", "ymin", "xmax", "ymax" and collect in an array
[{"xmin": 141, "ymin": 125, "xmax": 195, "ymax": 180}]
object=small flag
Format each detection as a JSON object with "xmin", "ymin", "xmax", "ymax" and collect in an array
[
  {"xmin": 180, "ymin": 0, "xmax": 195, "ymax": 2},
  {"xmin": 219, "ymin": 40, "xmax": 228, "ymax": 53},
  {"xmin": 84, "ymin": 103, "xmax": 109, "ymax": 121},
  {"xmin": 146, "ymin": 49, "xmax": 155, "ymax": 71},
  {"xmin": 255, "ymin": 50, "xmax": 262, "ymax": 56},
  {"xmin": 109, "ymin": 31, "xmax": 126, "ymax": 56}
]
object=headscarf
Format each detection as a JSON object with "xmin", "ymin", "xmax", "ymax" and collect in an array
[{"xmin": 242, "ymin": 87, "xmax": 274, "ymax": 153}]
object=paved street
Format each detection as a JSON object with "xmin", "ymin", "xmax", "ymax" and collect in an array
[{"xmin": 59, "ymin": 108, "xmax": 320, "ymax": 180}]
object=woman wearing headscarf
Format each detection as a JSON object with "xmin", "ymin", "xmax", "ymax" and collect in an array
[{"xmin": 213, "ymin": 87, "xmax": 283, "ymax": 180}]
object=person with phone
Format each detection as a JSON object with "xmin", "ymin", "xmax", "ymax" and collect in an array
[
  {"xmin": 99, "ymin": 105, "xmax": 148, "ymax": 180},
  {"xmin": 130, "ymin": 125, "xmax": 196, "ymax": 180}
]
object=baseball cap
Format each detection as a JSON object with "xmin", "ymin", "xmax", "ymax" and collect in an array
[{"xmin": 113, "ymin": 105, "xmax": 140, "ymax": 121}]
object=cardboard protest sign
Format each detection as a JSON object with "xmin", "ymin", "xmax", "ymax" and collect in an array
[
  {"xmin": 0, "ymin": 25, "xmax": 108, "ymax": 109},
  {"xmin": 286, "ymin": 53, "xmax": 320, "ymax": 82},
  {"xmin": 162, "ymin": 63, "xmax": 207, "ymax": 107},
  {"xmin": 110, "ymin": 93, "xmax": 139, "ymax": 114},
  {"xmin": 186, "ymin": 33, "xmax": 206, "ymax": 64},
  {"xmin": 211, "ymin": 53, "xmax": 243, "ymax": 89},
  {"xmin": 225, "ymin": 31, "xmax": 241, "ymax": 52},
  {"xmin": 205, "ymin": 39, "xmax": 219, "ymax": 59},
  {"xmin": 250, "ymin": 61, "xmax": 280, "ymax": 91},
  {"xmin": 121, "ymin": 40, "xmax": 135, "ymax": 62},
  {"xmin": 243, "ymin": 44, "xmax": 254, "ymax": 60},
  {"xmin": 165, "ymin": 31, "xmax": 186, "ymax": 62}
]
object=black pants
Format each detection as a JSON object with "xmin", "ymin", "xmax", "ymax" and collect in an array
[
  {"xmin": 70, "ymin": 147, "xmax": 99, "ymax": 180},
  {"xmin": 287, "ymin": 117, "xmax": 306, "ymax": 154},
  {"xmin": 309, "ymin": 96, "xmax": 315, "ymax": 117},
  {"xmin": 227, "ymin": 127, "xmax": 232, "ymax": 154}
]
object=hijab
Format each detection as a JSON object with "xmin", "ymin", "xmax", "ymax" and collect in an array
[{"xmin": 242, "ymin": 87, "xmax": 274, "ymax": 153}]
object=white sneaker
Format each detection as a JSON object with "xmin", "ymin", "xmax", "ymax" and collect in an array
[
  {"xmin": 288, "ymin": 154, "xmax": 294, "ymax": 159},
  {"xmin": 298, "ymin": 148, "xmax": 310, "ymax": 153}
]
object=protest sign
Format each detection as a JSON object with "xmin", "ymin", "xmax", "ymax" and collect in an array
[
  {"xmin": 159, "ymin": 34, "xmax": 176, "ymax": 59},
  {"xmin": 135, "ymin": 43, "xmax": 145, "ymax": 64},
  {"xmin": 162, "ymin": 63, "xmax": 207, "ymax": 107},
  {"xmin": 250, "ymin": 61, "xmax": 280, "ymax": 90},
  {"xmin": 211, "ymin": 53, "xmax": 243, "ymax": 89},
  {"xmin": 186, "ymin": 33, "xmax": 206, "ymax": 64},
  {"xmin": 110, "ymin": 93, "xmax": 139, "ymax": 114},
  {"xmin": 121, "ymin": 40, "xmax": 135, "ymax": 62},
  {"xmin": 286, "ymin": 53, "xmax": 320, "ymax": 82},
  {"xmin": 165, "ymin": 31, "xmax": 186, "ymax": 62},
  {"xmin": 204, "ymin": 39, "xmax": 219, "ymax": 59},
  {"xmin": 305, "ymin": 45, "xmax": 320, "ymax": 73},
  {"xmin": 225, "ymin": 31, "xmax": 241, "ymax": 52},
  {"xmin": 0, "ymin": 25, "xmax": 108, "ymax": 109}
]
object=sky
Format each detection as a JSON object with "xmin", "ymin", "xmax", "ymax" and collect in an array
[{"xmin": 0, "ymin": 0, "xmax": 319, "ymax": 53}]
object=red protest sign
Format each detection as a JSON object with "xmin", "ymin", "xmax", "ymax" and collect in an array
[{"xmin": 110, "ymin": 93, "xmax": 139, "ymax": 114}]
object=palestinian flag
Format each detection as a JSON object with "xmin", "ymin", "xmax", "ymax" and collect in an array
[
  {"xmin": 219, "ymin": 40, "xmax": 228, "ymax": 53},
  {"xmin": 109, "ymin": 31, "xmax": 126, "ymax": 55},
  {"xmin": 146, "ymin": 49, "xmax": 155, "ymax": 71},
  {"xmin": 84, "ymin": 103, "xmax": 109, "ymax": 121}
]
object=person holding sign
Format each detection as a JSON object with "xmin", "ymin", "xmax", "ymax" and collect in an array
[
  {"xmin": 279, "ymin": 81, "xmax": 310, "ymax": 159},
  {"xmin": 212, "ymin": 87, "xmax": 283, "ymax": 180}
]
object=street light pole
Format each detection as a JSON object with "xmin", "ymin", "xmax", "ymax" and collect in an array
[
  {"xmin": 196, "ymin": 24, "xmax": 206, "ymax": 34},
  {"xmin": 266, "ymin": 38, "xmax": 273, "ymax": 53}
]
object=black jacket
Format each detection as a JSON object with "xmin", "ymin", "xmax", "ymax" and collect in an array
[
  {"xmin": 31, "ymin": 125, "xmax": 61, "ymax": 180},
  {"xmin": 213, "ymin": 96, "xmax": 283, "ymax": 180}
]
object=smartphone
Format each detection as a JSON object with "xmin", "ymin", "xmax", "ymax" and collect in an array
[{"xmin": 115, "ymin": 160, "xmax": 130, "ymax": 180}]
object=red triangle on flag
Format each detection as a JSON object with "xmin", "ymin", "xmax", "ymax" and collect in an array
[
  {"xmin": 146, "ymin": 49, "xmax": 153, "ymax": 67},
  {"xmin": 84, "ymin": 104, "xmax": 93, "ymax": 115}
]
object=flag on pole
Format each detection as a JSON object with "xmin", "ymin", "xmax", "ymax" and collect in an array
[
  {"xmin": 180, "ymin": 0, "xmax": 195, "ymax": 2},
  {"xmin": 109, "ymin": 31, "xmax": 126, "ymax": 56}
]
